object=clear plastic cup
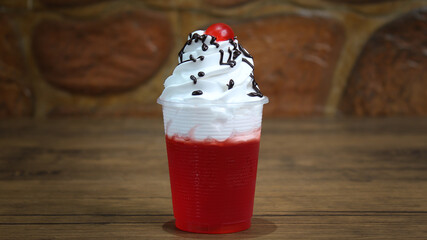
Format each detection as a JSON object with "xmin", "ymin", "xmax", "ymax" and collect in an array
[{"xmin": 158, "ymin": 98, "xmax": 268, "ymax": 234}]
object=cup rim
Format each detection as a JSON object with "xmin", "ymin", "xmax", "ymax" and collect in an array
[{"xmin": 157, "ymin": 96, "xmax": 269, "ymax": 107}]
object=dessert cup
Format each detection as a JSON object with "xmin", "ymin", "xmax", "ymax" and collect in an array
[{"xmin": 158, "ymin": 98, "xmax": 268, "ymax": 233}]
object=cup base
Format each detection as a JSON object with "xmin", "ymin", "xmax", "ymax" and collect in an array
[{"xmin": 175, "ymin": 218, "xmax": 251, "ymax": 234}]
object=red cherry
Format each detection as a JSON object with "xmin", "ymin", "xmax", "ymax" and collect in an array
[{"xmin": 205, "ymin": 23, "xmax": 234, "ymax": 41}]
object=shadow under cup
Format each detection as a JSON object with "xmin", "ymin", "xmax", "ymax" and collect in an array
[{"xmin": 158, "ymin": 98, "xmax": 268, "ymax": 234}]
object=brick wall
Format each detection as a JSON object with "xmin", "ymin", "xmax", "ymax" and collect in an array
[{"xmin": 0, "ymin": 0, "xmax": 426, "ymax": 118}]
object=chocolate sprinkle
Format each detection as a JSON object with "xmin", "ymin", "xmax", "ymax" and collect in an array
[
  {"xmin": 227, "ymin": 79, "xmax": 234, "ymax": 90},
  {"xmin": 192, "ymin": 90, "xmax": 203, "ymax": 95},
  {"xmin": 202, "ymin": 43, "xmax": 208, "ymax": 51},
  {"xmin": 190, "ymin": 75, "xmax": 197, "ymax": 84},
  {"xmin": 198, "ymin": 71, "xmax": 205, "ymax": 77},
  {"xmin": 247, "ymin": 92, "xmax": 263, "ymax": 97}
]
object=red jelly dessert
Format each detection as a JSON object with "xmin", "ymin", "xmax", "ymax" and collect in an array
[{"xmin": 165, "ymin": 135, "xmax": 260, "ymax": 233}]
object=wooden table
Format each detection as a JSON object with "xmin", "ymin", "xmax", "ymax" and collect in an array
[{"xmin": 1, "ymin": 118, "xmax": 426, "ymax": 239}]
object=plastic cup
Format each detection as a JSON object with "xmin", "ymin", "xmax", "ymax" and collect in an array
[{"xmin": 158, "ymin": 98, "xmax": 268, "ymax": 234}]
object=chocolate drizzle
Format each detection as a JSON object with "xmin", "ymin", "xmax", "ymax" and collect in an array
[
  {"xmin": 242, "ymin": 58, "xmax": 254, "ymax": 69},
  {"xmin": 177, "ymin": 31, "xmax": 263, "ymax": 99},
  {"xmin": 179, "ymin": 54, "xmax": 198, "ymax": 64},
  {"xmin": 233, "ymin": 50, "xmax": 241, "ymax": 60},
  {"xmin": 247, "ymin": 73, "xmax": 263, "ymax": 97},
  {"xmin": 238, "ymin": 43, "xmax": 253, "ymax": 58},
  {"xmin": 227, "ymin": 48, "xmax": 237, "ymax": 67},
  {"xmin": 178, "ymin": 44, "xmax": 187, "ymax": 63},
  {"xmin": 192, "ymin": 90, "xmax": 203, "ymax": 95},
  {"xmin": 210, "ymin": 37, "xmax": 219, "ymax": 48},
  {"xmin": 178, "ymin": 33, "xmax": 220, "ymax": 64},
  {"xmin": 219, "ymin": 48, "xmax": 236, "ymax": 68},
  {"xmin": 229, "ymin": 39, "xmax": 237, "ymax": 50},
  {"xmin": 227, "ymin": 79, "xmax": 234, "ymax": 90}
]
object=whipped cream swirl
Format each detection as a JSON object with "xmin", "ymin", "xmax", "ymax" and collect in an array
[{"xmin": 158, "ymin": 30, "xmax": 264, "ymax": 104}]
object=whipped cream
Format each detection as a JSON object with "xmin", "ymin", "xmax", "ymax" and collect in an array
[
  {"xmin": 161, "ymin": 101, "xmax": 266, "ymax": 141},
  {"xmin": 158, "ymin": 30, "xmax": 265, "ymax": 104},
  {"xmin": 158, "ymin": 29, "xmax": 267, "ymax": 141}
]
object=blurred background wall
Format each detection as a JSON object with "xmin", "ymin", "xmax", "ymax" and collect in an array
[{"xmin": 0, "ymin": 0, "xmax": 426, "ymax": 119}]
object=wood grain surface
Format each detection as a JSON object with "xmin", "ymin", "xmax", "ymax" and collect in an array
[{"xmin": 0, "ymin": 118, "xmax": 426, "ymax": 239}]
